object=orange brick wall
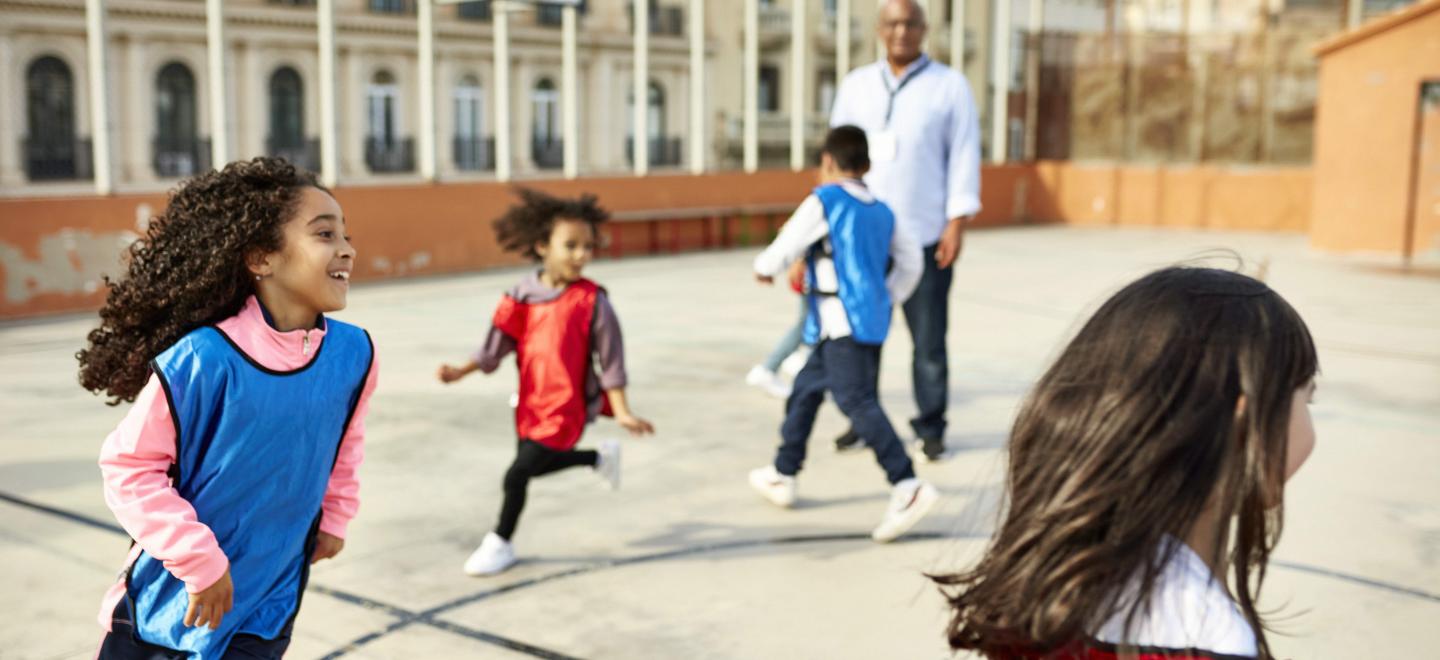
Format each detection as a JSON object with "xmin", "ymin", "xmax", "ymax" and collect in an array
[{"xmin": 0, "ymin": 164, "xmax": 1314, "ymax": 319}]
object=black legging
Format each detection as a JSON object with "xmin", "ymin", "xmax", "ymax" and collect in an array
[{"xmin": 496, "ymin": 439, "xmax": 598, "ymax": 540}]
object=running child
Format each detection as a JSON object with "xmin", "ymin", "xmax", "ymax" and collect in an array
[
  {"xmin": 748, "ymin": 125, "xmax": 939, "ymax": 542},
  {"xmin": 934, "ymin": 266, "xmax": 1318, "ymax": 659},
  {"xmin": 438, "ymin": 188, "xmax": 654, "ymax": 576},
  {"xmin": 80, "ymin": 157, "xmax": 378, "ymax": 659}
]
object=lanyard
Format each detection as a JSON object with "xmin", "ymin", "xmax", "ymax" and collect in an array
[{"xmin": 880, "ymin": 57, "xmax": 931, "ymax": 127}]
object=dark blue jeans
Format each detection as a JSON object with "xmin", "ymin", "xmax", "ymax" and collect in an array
[
  {"xmin": 901, "ymin": 243, "xmax": 953, "ymax": 441},
  {"xmin": 98, "ymin": 597, "xmax": 293, "ymax": 659},
  {"xmin": 775, "ymin": 337, "xmax": 916, "ymax": 485}
]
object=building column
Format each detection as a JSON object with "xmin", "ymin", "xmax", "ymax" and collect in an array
[
  {"xmin": 0, "ymin": 32, "xmax": 21, "ymax": 187},
  {"xmin": 689, "ymin": 0, "xmax": 705, "ymax": 173},
  {"xmin": 418, "ymin": 0, "xmax": 437, "ymax": 181},
  {"xmin": 342, "ymin": 48, "xmax": 366, "ymax": 178},
  {"xmin": 241, "ymin": 40, "xmax": 265, "ymax": 160},
  {"xmin": 86, "ymin": 0, "xmax": 115, "ymax": 193},
  {"xmin": 493, "ymin": 2, "xmax": 512, "ymax": 181},
  {"xmin": 318, "ymin": 0, "xmax": 340, "ymax": 186},
  {"xmin": 123, "ymin": 37, "xmax": 150, "ymax": 184},
  {"xmin": 207, "ymin": 0, "xmax": 231, "ymax": 168},
  {"xmin": 790, "ymin": 0, "xmax": 807, "ymax": 171},
  {"xmin": 743, "ymin": 0, "xmax": 758, "ymax": 172},
  {"xmin": 633, "ymin": 0, "xmax": 649, "ymax": 175},
  {"xmin": 586, "ymin": 51, "xmax": 614, "ymax": 171},
  {"xmin": 562, "ymin": 3, "xmax": 579, "ymax": 179},
  {"xmin": 990, "ymin": 0, "xmax": 1011, "ymax": 163}
]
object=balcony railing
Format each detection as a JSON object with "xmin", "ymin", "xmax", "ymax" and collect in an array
[
  {"xmin": 369, "ymin": 0, "xmax": 411, "ymax": 15},
  {"xmin": 532, "ymin": 138, "xmax": 563, "ymax": 169},
  {"xmin": 724, "ymin": 114, "xmax": 830, "ymax": 144},
  {"xmin": 759, "ymin": 5, "xmax": 789, "ymax": 33},
  {"xmin": 625, "ymin": 136, "xmax": 682, "ymax": 167},
  {"xmin": 628, "ymin": 4, "xmax": 685, "ymax": 36},
  {"xmin": 454, "ymin": 136, "xmax": 495, "ymax": 171},
  {"xmin": 365, "ymin": 137, "xmax": 415, "ymax": 173},
  {"xmin": 457, "ymin": 0, "xmax": 491, "ymax": 21},
  {"xmin": 266, "ymin": 136, "xmax": 321, "ymax": 173},
  {"xmin": 23, "ymin": 136, "xmax": 93, "ymax": 181},
  {"xmin": 153, "ymin": 138, "xmax": 212, "ymax": 178}
]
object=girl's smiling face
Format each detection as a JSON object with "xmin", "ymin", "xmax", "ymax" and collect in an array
[{"xmin": 251, "ymin": 187, "xmax": 355, "ymax": 326}]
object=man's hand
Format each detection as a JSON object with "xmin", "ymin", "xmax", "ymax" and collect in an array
[
  {"xmin": 935, "ymin": 218, "xmax": 967, "ymax": 269},
  {"xmin": 184, "ymin": 569, "xmax": 233, "ymax": 630},
  {"xmin": 755, "ymin": 273, "xmax": 775, "ymax": 285},
  {"xmin": 311, "ymin": 532, "xmax": 345, "ymax": 564}
]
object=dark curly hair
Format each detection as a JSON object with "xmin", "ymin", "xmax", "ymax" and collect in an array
[
  {"xmin": 492, "ymin": 187, "xmax": 608, "ymax": 261},
  {"xmin": 77, "ymin": 157, "xmax": 326, "ymax": 404}
]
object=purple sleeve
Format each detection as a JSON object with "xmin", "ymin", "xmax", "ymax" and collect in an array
[
  {"xmin": 473, "ymin": 325, "xmax": 516, "ymax": 374},
  {"xmin": 593, "ymin": 292, "xmax": 628, "ymax": 390}
]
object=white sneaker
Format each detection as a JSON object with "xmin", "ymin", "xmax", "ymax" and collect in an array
[
  {"xmin": 778, "ymin": 347, "xmax": 811, "ymax": 378},
  {"xmin": 463, "ymin": 532, "xmax": 517, "ymax": 576},
  {"xmin": 871, "ymin": 479, "xmax": 939, "ymax": 543},
  {"xmin": 748, "ymin": 465, "xmax": 797, "ymax": 508},
  {"xmin": 745, "ymin": 365, "xmax": 792, "ymax": 399},
  {"xmin": 596, "ymin": 439, "xmax": 621, "ymax": 490}
]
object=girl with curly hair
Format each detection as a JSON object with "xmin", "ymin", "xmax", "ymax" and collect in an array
[
  {"xmin": 437, "ymin": 187, "xmax": 653, "ymax": 576},
  {"xmin": 80, "ymin": 157, "xmax": 378, "ymax": 659},
  {"xmin": 933, "ymin": 266, "xmax": 1318, "ymax": 659}
]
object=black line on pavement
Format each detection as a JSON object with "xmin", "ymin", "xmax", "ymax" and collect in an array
[
  {"xmin": 0, "ymin": 490, "xmax": 127, "ymax": 536},
  {"xmin": 0, "ymin": 491, "xmax": 576, "ymax": 660},
  {"xmin": 8, "ymin": 490, "xmax": 1440, "ymax": 660}
]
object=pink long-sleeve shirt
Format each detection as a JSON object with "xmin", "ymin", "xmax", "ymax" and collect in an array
[{"xmin": 96, "ymin": 296, "xmax": 378, "ymax": 630}]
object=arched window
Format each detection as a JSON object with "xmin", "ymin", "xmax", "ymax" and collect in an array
[
  {"xmin": 454, "ymin": 74, "xmax": 488, "ymax": 170},
  {"xmin": 627, "ymin": 80, "xmax": 671, "ymax": 165},
  {"xmin": 268, "ymin": 66, "xmax": 305, "ymax": 152},
  {"xmin": 155, "ymin": 61, "xmax": 200, "ymax": 176},
  {"xmin": 24, "ymin": 56, "xmax": 82, "ymax": 180},
  {"xmin": 365, "ymin": 70, "xmax": 411, "ymax": 172},
  {"xmin": 531, "ymin": 77, "xmax": 560, "ymax": 169},
  {"xmin": 367, "ymin": 70, "xmax": 399, "ymax": 146}
]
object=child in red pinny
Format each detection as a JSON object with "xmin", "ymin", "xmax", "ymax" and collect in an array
[{"xmin": 438, "ymin": 188, "xmax": 654, "ymax": 576}]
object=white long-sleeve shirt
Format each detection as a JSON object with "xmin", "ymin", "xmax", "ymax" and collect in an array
[
  {"xmin": 753, "ymin": 180, "xmax": 923, "ymax": 340},
  {"xmin": 830, "ymin": 55, "xmax": 982, "ymax": 246}
]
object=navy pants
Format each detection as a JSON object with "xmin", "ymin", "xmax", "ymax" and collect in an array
[
  {"xmin": 97, "ymin": 598, "xmax": 293, "ymax": 659},
  {"xmin": 775, "ymin": 336, "xmax": 916, "ymax": 484},
  {"xmin": 900, "ymin": 243, "xmax": 953, "ymax": 441}
]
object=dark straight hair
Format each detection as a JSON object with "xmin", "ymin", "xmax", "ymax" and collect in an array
[
  {"xmin": 823, "ymin": 125, "xmax": 870, "ymax": 173},
  {"xmin": 934, "ymin": 266, "xmax": 1318, "ymax": 659}
]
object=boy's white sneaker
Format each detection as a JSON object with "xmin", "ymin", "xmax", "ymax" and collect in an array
[
  {"xmin": 745, "ymin": 365, "xmax": 792, "ymax": 399},
  {"xmin": 748, "ymin": 465, "xmax": 797, "ymax": 508},
  {"xmin": 778, "ymin": 347, "xmax": 811, "ymax": 378},
  {"xmin": 871, "ymin": 479, "xmax": 939, "ymax": 543},
  {"xmin": 463, "ymin": 532, "xmax": 516, "ymax": 576},
  {"xmin": 596, "ymin": 439, "xmax": 621, "ymax": 490}
]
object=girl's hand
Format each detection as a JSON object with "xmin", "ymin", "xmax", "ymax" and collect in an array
[
  {"xmin": 616, "ymin": 414, "xmax": 655, "ymax": 437},
  {"xmin": 184, "ymin": 569, "xmax": 233, "ymax": 630},
  {"xmin": 311, "ymin": 532, "xmax": 345, "ymax": 564},
  {"xmin": 437, "ymin": 363, "xmax": 473, "ymax": 383}
]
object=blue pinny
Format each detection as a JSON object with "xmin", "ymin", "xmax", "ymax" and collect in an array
[{"xmin": 124, "ymin": 319, "xmax": 372, "ymax": 658}]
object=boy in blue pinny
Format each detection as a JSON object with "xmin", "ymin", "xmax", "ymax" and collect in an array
[{"xmin": 748, "ymin": 125, "xmax": 939, "ymax": 542}]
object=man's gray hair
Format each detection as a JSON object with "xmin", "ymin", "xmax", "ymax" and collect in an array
[{"xmin": 876, "ymin": 0, "xmax": 928, "ymax": 19}]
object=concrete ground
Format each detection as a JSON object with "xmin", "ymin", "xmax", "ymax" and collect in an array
[{"xmin": 1, "ymin": 226, "xmax": 1437, "ymax": 659}]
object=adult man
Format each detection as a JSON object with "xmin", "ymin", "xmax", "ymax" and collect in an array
[{"xmin": 829, "ymin": 0, "xmax": 981, "ymax": 462}]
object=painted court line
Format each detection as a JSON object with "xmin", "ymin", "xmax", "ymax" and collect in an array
[{"xmin": 4, "ymin": 490, "xmax": 1439, "ymax": 659}]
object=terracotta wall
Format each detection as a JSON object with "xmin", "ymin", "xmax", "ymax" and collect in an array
[
  {"xmin": 1027, "ymin": 161, "xmax": 1311, "ymax": 231},
  {"xmin": 1, "ymin": 163, "xmax": 1314, "ymax": 319},
  {"xmin": 1311, "ymin": 3, "xmax": 1440, "ymax": 255}
]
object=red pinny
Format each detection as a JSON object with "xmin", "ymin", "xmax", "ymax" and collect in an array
[{"xmin": 492, "ymin": 278, "xmax": 611, "ymax": 450}]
